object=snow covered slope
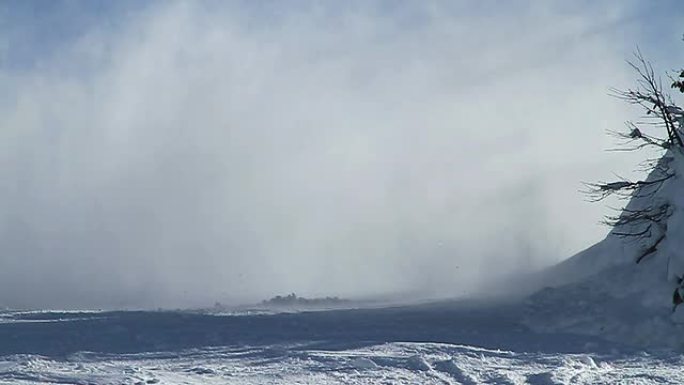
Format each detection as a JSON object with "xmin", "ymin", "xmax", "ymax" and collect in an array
[{"xmin": 525, "ymin": 149, "xmax": 684, "ymax": 348}]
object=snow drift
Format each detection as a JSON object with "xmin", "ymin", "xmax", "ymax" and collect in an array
[{"xmin": 525, "ymin": 149, "xmax": 684, "ymax": 348}]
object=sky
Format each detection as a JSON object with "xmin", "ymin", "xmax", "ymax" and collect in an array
[{"xmin": 0, "ymin": 1, "xmax": 683, "ymax": 309}]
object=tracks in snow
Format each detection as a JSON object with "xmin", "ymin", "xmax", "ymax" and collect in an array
[{"xmin": 0, "ymin": 342, "xmax": 682, "ymax": 384}]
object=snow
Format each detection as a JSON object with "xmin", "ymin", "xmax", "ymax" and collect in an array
[
  {"xmin": 7, "ymin": 342, "xmax": 682, "ymax": 385},
  {"xmin": 0, "ymin": 302, "xmax": 681, "ymax": 384},
  {"xmin": 521, "ymin": 148, "xmax": 684, "ymax": 350}
]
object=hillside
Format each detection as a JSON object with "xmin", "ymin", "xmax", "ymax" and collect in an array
[{"xmin": 524, "ymin": 149, "xmax": 684, "ymax": 348}]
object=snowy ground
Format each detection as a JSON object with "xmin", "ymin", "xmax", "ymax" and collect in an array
[{"xmin": 0, "ymin": 301, "xmax": 682, "ymax": 384}]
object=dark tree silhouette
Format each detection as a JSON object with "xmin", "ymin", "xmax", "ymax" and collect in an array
[{"xmin": 673, "ymin": 68, "xmax": 684, "ymax": 93}]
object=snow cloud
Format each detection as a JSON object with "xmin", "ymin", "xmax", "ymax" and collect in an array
[{"xmin": 0, "ymin": 1, "xmax": 678, "ymax": 308}]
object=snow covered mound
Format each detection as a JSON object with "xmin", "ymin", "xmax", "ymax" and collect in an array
[{"xmin": 525, "ymin": 150, "xmax": 684, "ymax": 348}]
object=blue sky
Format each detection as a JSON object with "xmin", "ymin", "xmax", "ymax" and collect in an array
[{"xmin": 2, "ymin": 1, "xmax": 682, "ymax": 71}]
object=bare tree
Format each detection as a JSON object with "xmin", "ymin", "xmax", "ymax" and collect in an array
[
  {"xmin": 612, "ymin": 49, "xmax": 683, "ymax": 147},
  {"xmin": 583, "ymin": 50, "xmax": 684, "ymax": 264}
]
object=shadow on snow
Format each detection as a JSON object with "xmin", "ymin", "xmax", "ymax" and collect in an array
[{"xmin": 0, "ymin": 300, "xmax": 632, "ymax": 358}]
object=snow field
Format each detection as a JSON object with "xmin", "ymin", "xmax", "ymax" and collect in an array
[{"xmin": 0, "ymin": 341, "xmax": 682, "ymax": 385}]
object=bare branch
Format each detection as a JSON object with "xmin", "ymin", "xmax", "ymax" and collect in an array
[
  {"xmin": 611, "ymin": 50, "xmax": 684, "ymax": 147},
  {"xmin": 582, "ymin": 173, "xmax": 674, "ymax": 202}
]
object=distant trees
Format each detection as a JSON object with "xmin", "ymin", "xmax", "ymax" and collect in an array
[
  {"xmin": 584, "ymin": 50, "xmax": 684, "ymax": 264},
  {"xmin": 260, "ymin": 293, "xmax": 350, "ymax": 308}
]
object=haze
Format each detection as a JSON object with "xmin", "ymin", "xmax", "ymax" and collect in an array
[{"xmin": 1, "ymin": 1, "xmax": 681, "ymax": 309}]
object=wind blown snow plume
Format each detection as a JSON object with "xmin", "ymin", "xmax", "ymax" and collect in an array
[{"xmin": 0, "ymin": 1, "xmax": 670, "ymax": 308}]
